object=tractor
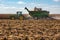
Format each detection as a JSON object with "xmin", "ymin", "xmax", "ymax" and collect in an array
[{"xmin": 10, "ymin": 11, "xmax": 24, "ymax": 20}]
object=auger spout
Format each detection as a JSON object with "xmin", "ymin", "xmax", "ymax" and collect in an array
[{"xmin": 25, "ymin": 7, "xmax": 29, "ymax": 12}]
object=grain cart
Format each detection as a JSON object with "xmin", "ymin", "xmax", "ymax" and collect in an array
[{"xmin": 25, "ymin": 7, "xmax": 49, "ymax": 19}]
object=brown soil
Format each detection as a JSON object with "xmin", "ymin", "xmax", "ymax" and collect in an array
[{"xmin": 0, "ymin": 19, "xmax": 60, "ymax": 40}]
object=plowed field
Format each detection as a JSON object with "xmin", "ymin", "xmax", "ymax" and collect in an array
[{"xmin": 0, "ymin": 19, "xmax": 60, "ymax": 40}]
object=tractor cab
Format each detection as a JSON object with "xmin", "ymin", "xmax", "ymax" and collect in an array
[
  {"xmin": 16, "ymin": 11, "xmax": 24, "ymax": 20},
  {"xmin": 17, "ymin": 11, "xmax": 22, "ymax": 17}
]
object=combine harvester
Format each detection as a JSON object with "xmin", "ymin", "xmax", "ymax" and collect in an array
[{"xmin": 25, "ymin": 7, "xmax": 54, "ymax": 20}]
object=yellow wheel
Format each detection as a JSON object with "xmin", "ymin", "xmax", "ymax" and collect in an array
[
  {"xmin": 20, "ymin": 16, "xmax": 23, "ymax": 20},
  {"xmin": 11, "ymin": 17, "xmax": 15, "ymax": 20}
]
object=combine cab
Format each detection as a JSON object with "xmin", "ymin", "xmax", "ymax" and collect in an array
[{"xmin": 25, "ymin": 7, "xmax": 50, "ymax": 19}]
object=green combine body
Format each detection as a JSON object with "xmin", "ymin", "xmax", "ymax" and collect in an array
[
  {"xmin": 29, "ymin": 11, "xmax": 49, "ymax": 18},
  {"xmin": 25, "ymin": 7, "xmax": 49, "ymax": 19}
]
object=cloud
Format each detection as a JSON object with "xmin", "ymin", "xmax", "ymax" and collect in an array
[
  {"xmin": 0, "ymin": 4, "xmax": 4, "ymax": 6},
  {"xmin": 41, "ymin": 5, "xmax": 60, "ymax": 14},
  {"xmin": 0, "ymin": 1, "xmax": 60, "ymax": 14},
  {"xmin": 0, "ymin": 4, "xmax": 24, "ymax": 13},
  {"xmin": 17, "ymin": 1, "xmax": 26, "ymax": 4},
  {"xmin": 53, "ymin": 0, "xmax": 60, "ymax": 2},
  {"xmin": 0, "ymin": 6, "xmax": 16, "ymax": 9},
  {"xmin": 0, "ymin": 6, "xmax": 24, "ymax": 13}
]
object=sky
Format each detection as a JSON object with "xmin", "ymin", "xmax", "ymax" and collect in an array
[{"xmin": 0, "ymin": 0, "xmax": 60, "ymax": 14}]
